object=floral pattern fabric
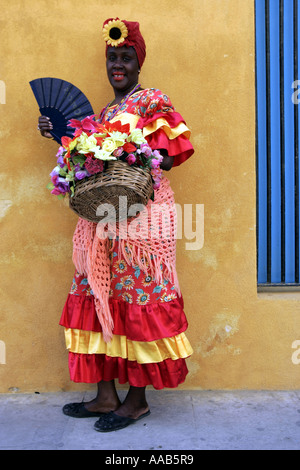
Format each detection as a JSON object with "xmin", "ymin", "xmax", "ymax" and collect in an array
[
  {"xmin": 102, "ymin": 88, "xmax": 174, "ymax": 121},
  {"xmin": 70, "ymin": 244, "xmax": 178, "ymax": 307}
]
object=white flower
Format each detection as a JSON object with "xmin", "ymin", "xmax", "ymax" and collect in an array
[
  {"xmin": 92, "ymin": 146, "xmax": 117, "ymax": 161},
  {"xmin": 77, "ymin": 133, "xmax": 97, "ymax": 153},
  {"xmin": 108, "ymin": 131, "xmax": 127, "ymax": 147},
  {"xmin": 127, "ymin": 128, "xmax": 147, "ymax": 145},
  {"xmin": 102, "ymin": 138, "xmax": 118, "ymax": 154}
]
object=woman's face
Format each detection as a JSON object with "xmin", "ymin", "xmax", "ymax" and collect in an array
[{"xmin": 106, "ymin": 46, "xmax": 140, "ymax": 95}]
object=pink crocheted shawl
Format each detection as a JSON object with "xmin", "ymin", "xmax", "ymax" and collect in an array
[{"xmin": 72, "ymin": 176, "xmax": 180, "ymax": 342}]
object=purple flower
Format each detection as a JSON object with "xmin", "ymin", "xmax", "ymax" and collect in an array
[
  {"xmin": 75, "ymin": 170, "xmax": 88, "ymax": 180},
  {"xmin": 57, "ymin": 155, "xmax": 65, "ymax": 168},
  {"xmin": 51, "ymin": 177, "xmax": 70, "ymax": 195},
  {"xmin": 50, "ymin": 166, "xmax": 60, "ymax": 178},
  {"xmin": 50, "ymin": 166, "xmax": 60, "ymax": 184}
]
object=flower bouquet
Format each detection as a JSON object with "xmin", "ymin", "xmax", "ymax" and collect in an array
[{"xmin": 47, "ymin": 115, "xmax": 163, "ymax": 222}]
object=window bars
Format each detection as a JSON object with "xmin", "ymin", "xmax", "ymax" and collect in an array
[{"xmin": 256, "ymin": 0, "xmax": 300, "ymax": 287}]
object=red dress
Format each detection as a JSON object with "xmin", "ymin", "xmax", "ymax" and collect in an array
[{"xmin": 59, "ymin": 88, "xmax": 194, "ymax": 389}]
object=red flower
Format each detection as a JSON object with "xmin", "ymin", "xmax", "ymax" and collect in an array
[
  {"xmin": 105, "ymin": 120, "xmax": 130, "ymax": 134},
  {"xmin": 123, "ymin": 142, "xmax": 137, "ymax": 153},
  {"xmin": 67, "ymin": 116, "xmax": 131, "ymax": 137},
  {"xmin": 61, "ymin": 136, "xmax": 72, "ymax": 149},
  {"xmin": 63, "ymin": 148, "xmax": 71, "ymax": 170},
  {"xmin": 96, "ymin": 136, "xmax": 104, "ymax": 146},
  {"xmin": 85, "ymin": 155, "xmax": 104, "ymax": 175}
]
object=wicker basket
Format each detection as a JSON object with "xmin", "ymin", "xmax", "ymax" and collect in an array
[{"xmin": 69, "ymin": 160, "xmax": 153, "ymax": 223}]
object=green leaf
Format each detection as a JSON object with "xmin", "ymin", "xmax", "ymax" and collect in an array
[
  {"xmin": 66, "ymin": 172, "xmax": 75, "ymax": 181},
  {"xmin": 72, "ymin": 155, "xmax": 86, "ymax": 166}
]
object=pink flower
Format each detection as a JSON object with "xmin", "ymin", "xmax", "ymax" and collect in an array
[
  {"xmin": 151, "ymin": 158, "xmax": 161, "ymax": 169},
  {"xmin": 113, "ymin": 147, "xmax": 124, "ymax": 157},
  {"xmin": 140, "ymin": 143, "xmax": 152, "ymax": 157},
  {"xmin": 51, "ymin": 174, "xmax": 59, "ymax": 185},
  {"xmin": 152, "ymin": 150, "xmax": 163, "ymax": 163},
  {"xmin": 50, "ymin": 166, "xmax": 60, "ymax": 185},
  {"xmin": 151, "ymin": 167, "xmax": 162, "ymax": 190},
  {"xmin": 56, "ymin": 146, "xmax": 65, "ymax": 158},
  {"xmin": 151, "ymin": 168, "xmax": 162, "ymax": 177},
  {"xmin": 126, "ymin": 153, "xmax": 136, "ymax": 165},
  {"xmin": 68, "ymin": 115, "xmax": 97, "ymax": 134}
]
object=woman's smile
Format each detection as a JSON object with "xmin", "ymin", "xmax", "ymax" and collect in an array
[{"xmin": 112, "ymin": 72, "xmax": 126, "ymax": 82}]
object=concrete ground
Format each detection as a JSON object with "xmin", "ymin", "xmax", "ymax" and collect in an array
[{"xmin": 0, "ymin": 390, "xmax": 300, "ymax": 450}]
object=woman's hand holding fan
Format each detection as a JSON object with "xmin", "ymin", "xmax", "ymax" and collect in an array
[{"xmin": 38, "ymin": 115, "xmax": 54, "ymax": 139}]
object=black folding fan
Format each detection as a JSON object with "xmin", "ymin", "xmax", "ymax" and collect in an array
[{"xmin": 29, "ymin": 77, "xmax": 94, "ymax": 144}]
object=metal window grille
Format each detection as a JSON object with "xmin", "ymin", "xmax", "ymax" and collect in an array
[{"xmin": 255, "ymin": 0, "xmax": 300, "ymax": 287}]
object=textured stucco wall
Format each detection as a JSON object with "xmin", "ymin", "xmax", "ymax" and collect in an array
[{"xmin": 1, "ymin": 0, "xmax": 300, "ymax": 393}]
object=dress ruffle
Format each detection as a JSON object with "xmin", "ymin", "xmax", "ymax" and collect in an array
[
  {"xmin": 60, "ymin": 294, "xmax": 188, "ymax": 342},
  {"xmin": 105, "ymin": 89, "xmax": 194, "ymax": 167},
  {"xmin": 146, "ymin": 130, "xmax": 194, "ymax": 166},
  {"xmin": 60, "ymin": 283, "xmax": 193, "ymax": 387},
  {"xmin": 68, "ymin": 353, "xmax": 189, "ymax": 389},
  {"xmin": 137, "ymin": 112, "xmax": 194, "ymax": 166},
  {"xmin": 64, "ymin": 328, "xmax": 192, "ymax": 362}
]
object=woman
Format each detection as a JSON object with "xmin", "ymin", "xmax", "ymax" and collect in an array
[{"xmin": 38, "ymin": 18, "xmax": 194, "ymax": 433}]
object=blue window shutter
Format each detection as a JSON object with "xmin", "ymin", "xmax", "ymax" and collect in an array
[{"xmin": 256, "ymin": 0, "xmax": 300, "ymax": 286}]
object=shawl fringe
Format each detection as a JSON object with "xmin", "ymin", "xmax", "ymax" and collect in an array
[{"xmin": 72, "ymin": 177, "xmax": 180, "ymax": 342}]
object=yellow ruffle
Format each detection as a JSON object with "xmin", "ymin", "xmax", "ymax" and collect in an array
[
  {"xmin": 110, "ymin": 113, "xmax": 191, "ymax": 141},
  {"xmin": 64, "ymin": 328, "xmax": 193, "ymax": 364},
  {"xmin": 142, "ymin": 117, "xmax": 191, "ymax": 140}
]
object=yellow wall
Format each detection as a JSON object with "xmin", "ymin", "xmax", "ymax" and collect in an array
[{"xmin": 1, "ymin": 0, "xmax": 300, "ymax": 393}]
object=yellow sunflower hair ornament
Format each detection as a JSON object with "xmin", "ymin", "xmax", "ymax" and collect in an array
[
  {"xmin": 102, "ymin": 18, "xmax": 146, "ymax": 67},
  {"xmin": 102, "ymin": 19, "xmax": 128, "ymax": 47}
]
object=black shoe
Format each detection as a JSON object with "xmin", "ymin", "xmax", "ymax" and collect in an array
[
  {"xmin": 63, "ymin": 402, "xmax": 107, "ymax": 418},
  {"xmin": 94, "ymin": 410, "xmax": 151, "ymax": 432}
]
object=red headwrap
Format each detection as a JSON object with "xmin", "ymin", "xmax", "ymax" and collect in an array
[{"xmin": 102, "ymin": 18, "xmax": 146, "ymax": 68}]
